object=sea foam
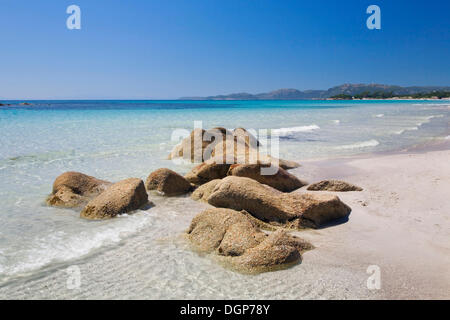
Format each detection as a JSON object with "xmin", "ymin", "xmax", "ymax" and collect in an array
[
  {"xmin": 334, "ymin": 139, "xmax": 380, "ymax": 150},
  {"xmin": 272, "ymin": 125, "xmax": 320, "ymax": 136}
]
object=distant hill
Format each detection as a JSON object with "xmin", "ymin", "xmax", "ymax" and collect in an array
[{"xmin": 180, "ymin": 84, "xmax": 450, "ymax": 100}]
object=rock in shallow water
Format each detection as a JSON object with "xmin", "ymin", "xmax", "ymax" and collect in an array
[
  {"xmin": 206, "ymin": 176, "xmax": 351, "ymax": 228},
  {"xmin": 46, "ymin": 171, "xmax": 111, "ymax": 208},
  {"xmin": 187, "ymin": 208, "xmax": 313, "ymax": 272},
  {"xmin": 307, "ymin": 180, "xmax": 363, "ymax": 192},
  {"xmin": 80, "ymin": 178, "xmax": 148, "ymax": 220},
  {"xmin": 145, "ymin": 168, "xmax": 192, "ymax": 196}
]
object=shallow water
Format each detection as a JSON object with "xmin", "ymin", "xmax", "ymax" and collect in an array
[{"xmin": 0, "ymin": 99, "xmax": 448, "ymax": 298}]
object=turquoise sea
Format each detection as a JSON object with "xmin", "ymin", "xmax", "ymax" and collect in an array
[{"xmin": 0, "ymin": 99, "xmax": 449, "ymax": 298}]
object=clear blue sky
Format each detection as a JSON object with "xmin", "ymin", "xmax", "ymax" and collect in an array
[{"xmin": 1, "ymin": 0, "xmax": 449, "ymax": 99}]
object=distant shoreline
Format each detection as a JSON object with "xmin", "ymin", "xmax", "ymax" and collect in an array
[
  {"xmin": 327, "ymin": 97, "xmax": 450, "ymax": 101},
  {"xmin": 2, "ymin": 98, "xmax": 450, "ymax": 105}
]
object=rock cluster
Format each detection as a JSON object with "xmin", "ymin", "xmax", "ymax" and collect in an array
[
  {"xmin": 47, "ymin": 172, "xmax": 149, "ymax": 219},
  {"xmin": 46, "ymin": 127, "xmax": 360, "ymax": 273},
  {"xmin": 187, "ymin": 208, "xmax": 313, "ymax": 272}
]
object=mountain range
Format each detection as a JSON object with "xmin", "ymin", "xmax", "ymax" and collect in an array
[{"xmin": 180, "ymin": 84, "xmax": 450, "ymax": 100}]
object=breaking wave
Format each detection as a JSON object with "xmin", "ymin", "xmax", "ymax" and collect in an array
[
  {"xmin": 334, "ymin": 139, "xmax": 380, "ymax": 150},
  {"xmin": 272, "ymin": 125, "xmax": 320, "ymax": 136},
  {"xmin": 394, "ymin": 127, "xmax": 419, "ymax": 135}
]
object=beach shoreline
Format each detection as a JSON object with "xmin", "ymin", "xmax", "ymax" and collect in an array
[
  {"xmin": 0, "ymin": 138, "xmax": 448, "ymax": 299},
  {"xmin": 290, "ymin": 140, "xmax": 450, "ymax": 299}
]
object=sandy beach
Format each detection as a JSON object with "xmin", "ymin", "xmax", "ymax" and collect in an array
[
  {"xmin": 1, "ymin": 141, "xmax": 448, "ymax": 300},
  {"xmin": 293, "ymin": 142, "xmax": 450, "ymax": 299}
]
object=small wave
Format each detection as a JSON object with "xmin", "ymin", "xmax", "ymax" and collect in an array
[
  {"xmin": 0, "ymin": 213, "xmax": 152, "ymax": 279},
  {"xmin": 334, "ymin": 139, "xmax": 380, "ymax": 150},
  {"xmin": 374, "ymin": 114, "xmax": 384, "ymax": 118},
  {"xmin": 416, "ymin": 114, "xmax": 445, "ymax": 127},
  {"xmin": 332, "ymin": 120, "xmax": 340, "ymax": 124},
  {"xmin": 426, "ymin": 114, "xmax": 444, "ymax": 119},
  {"xmin": 394, "ymin": 127, "xmax": 419, "ymax": 135},
  {"xmin": 272, "ymin": 125, "xmax": 320, "ymax": 136},
  {"xmin": 445, "ymin": 135, "xmax": 450, "ymax": 140}
]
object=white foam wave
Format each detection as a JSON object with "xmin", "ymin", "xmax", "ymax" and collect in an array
[
  {"xmin": 272, "ymin": 125, "xmax": 320, "ymax": 136},
  {"xmin": 394, "ymin": 127, "xmax": 419, "ymax": 135},
  {"xmin": 0, "ymin": 213, "xmax": 152, "ymax": 278},
  {"xmin": 332, "ymin": 120, "xmax": 340, "ymax": 124},
  {"xmin": 374, "ymin": 114, "xmax": 384, "ymax": 118},
  {"xmin": 334, "ymin": 139, "xmax": 380, "ymax": 150}
]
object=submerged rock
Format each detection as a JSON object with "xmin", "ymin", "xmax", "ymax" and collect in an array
[
  {"xmin": 206, "ymin": 176, "xmax": 351, "ymax": 228},
  {"xmin": 80, "ymin": 178, "xmax": 148, "ymax": 220},
  {"xmin": 187, "ymin": 208, "xmax": 312, "ymax": 272},
  {"xmin": 46, "ymin": 171, "xmax": 111, "ymax": 208},
  {"xmin": 227, "ymin": 163, "xmax": 307, "ymax": 192},
  {"xmin": 307, "ymin": 180, "xmax": 363, "ymax": 192},
  {"xmin": 145, "ymin": 168, "xmax": 192, "ymax": 196}
]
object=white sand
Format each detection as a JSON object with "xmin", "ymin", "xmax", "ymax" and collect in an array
[
  {"xmin": 293, "ymin": 146, "xmax": 450, "ymax": 299},
  {"xmin": 0, "ymin": 147, "xmax": 448, "ymax": 299}
]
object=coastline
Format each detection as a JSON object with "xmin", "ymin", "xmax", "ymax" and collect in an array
[{"xmin": 1, "ymin": 139, "xmax": 448, "ymax": 299}]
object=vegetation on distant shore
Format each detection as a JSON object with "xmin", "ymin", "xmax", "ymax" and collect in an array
[{"xmin": 330, "ymin": 90, "xmax": 450, "ymax": 100}]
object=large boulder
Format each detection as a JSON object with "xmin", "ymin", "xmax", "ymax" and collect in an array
[
  {"xmin": 46, "ymin": 171, "xmax": 111, "ymax": 208},
  {"xmin": 187, "ymin": 208, "xmax": 312, "ymax": 272},
  {"xmin": 217, "ymin": 222, "xmax": 267, "ymax": 256},
  {"xmin": 187, "ymin": 208, "xmax": 261, "ymax": 253},
  {"xmin": 191, "ymin": 179, "xmax": 222, "ymax": 202},
  {"xmin": 232, "ymin": 127, "xmax": 260, "ymax": 147},
  {"xmin": 184, "ymin": 162, "xmax": 231, "ymax": 185},
  {"xmin": 307, "ymin": 180, "xmax": 363, "ymax": 192},
  {"xmin": 80, "ymin": 178, "xmax": 148, "ymax": 220},
  {"xmin": 167, "ymin": 127, "xmax": 230, "ymax": 163},
  {"xmin": 227, "ymin": 163, "xmax": 307, "ymax": 192},
  {"xmin": 145, "ymin": 168, "xmax": 192, "ymax": 196},
  {"xmin": 206, "ymin": 176, "xmax": 351, "ymax": 228}
]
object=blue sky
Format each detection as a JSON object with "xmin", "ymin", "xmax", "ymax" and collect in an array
[{"xmin": 1, "ymin": 0, "xmax": 449, "ymax": 99}]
